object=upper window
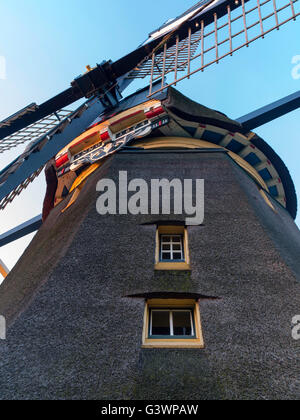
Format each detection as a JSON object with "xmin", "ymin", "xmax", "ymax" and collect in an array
[
  {"xmin": 160, "ymin": 235, "xmax": 184, "ymax": 262},
  {"xmin": 155, "ymin": 226, "xmax": 190, "ymax": 270}
]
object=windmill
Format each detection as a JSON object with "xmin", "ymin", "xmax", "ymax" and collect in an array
[
  {"xmin": 0, "ymin": 0, "xmax": 299, "ymax": 218},
  {"xmin": 0, "ymin": 0, "xmax": 299, "ymax": 400}
]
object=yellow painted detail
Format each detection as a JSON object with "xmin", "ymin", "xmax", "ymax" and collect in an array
[
  {"xmin": 227, "ymin": 151, "xmax": 269, "ymax": 191},
  {"xmin": 0, "ymin": 259, "xmax": 9, "ymax": 279},
  {"xmin": 134, "ymin": 137, "xmax": 220, "ymax": 150},
  {"xmin": 108, "ymin": 110, "xmax": 145, "ymax": 134},
  {"xmin": 142, "ymin": 299, "xmax": 204, "ymax": 349},
  {"xmin": 55, "ymin": 170, "xmax": 77, "ymax": 207},
  {"xmin": 259, "ymin": 189, "xmax": 276, "ymax": 212},
  {"xmin": 157, "ymin": 226, "xmax": 185, "ymax": 235},
  {"xmin": 147, "ymin": 298, "xmax": 196, "ymax": 306},
  {"xmin": 70, "ymin": 163, "xmax": 101, "ymax": 193},
  {"xmin": 133, "ymin": 136, "xmax": 269, "ymax": 192},
  {"xmin": 61, "ymin": 180, "xmax": 87, "ymax": 214},
  {"xmin": 155, "ymin": 262, "xmax": 191, "ymax": 271}
]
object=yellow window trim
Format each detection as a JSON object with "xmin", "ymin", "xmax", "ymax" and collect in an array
[
  {"xmin": 155, "ymin": 262, "xmax": 191, "ymax": 271},
  {"xmin": 142, "ymin": 299, "xmax": 204, "ymax": 349},
  {"xmin": 155, "ymin": 226, "xmax": 191, "ymax": 271}
]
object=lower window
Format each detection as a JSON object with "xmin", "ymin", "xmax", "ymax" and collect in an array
[
  {"xmin": 150, "ymin": 309, "xmax": 195, "ymax": 338},
  {"xmin": 142, "ymin": 299, "xmax": 204, "ymax": 348}
]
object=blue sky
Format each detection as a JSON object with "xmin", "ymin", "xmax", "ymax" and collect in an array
[{"xmin": 0, "ymin": 0, "xmax": 299, "ymax": 273}]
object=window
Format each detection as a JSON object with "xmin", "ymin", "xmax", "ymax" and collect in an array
[
  {"xmin": 155, "ymin": 226, "xmax": 190, "ymax": 270},
  {"xmin": 150, "ymin": 309, "xmax": 195, "ymax": 338},
  {"xmin": 142, "ymin": 299, "xmax": 204, "ymax": 348},
  {"xmin": 160, "ymin": 235, "xmax": 184, "ymax": 262}
]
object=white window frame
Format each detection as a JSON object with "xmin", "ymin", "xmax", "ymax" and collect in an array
[
  {"xmin": 160, "ymin": 234, "xmax": 184, "ymax": 262},
  {"xmin": 149, "ymin": 309, "xmax": 195, "ymax": 337}
]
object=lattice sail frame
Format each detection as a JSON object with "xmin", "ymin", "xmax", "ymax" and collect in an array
[
  {"xmin": 0, "ymin": 109, "xmax": 73, "ymax": 210},
  {"xmin": 0, "ymin": 109, "xmax": 73, "ymax": 154},
  {"xmin": 0, "ymin": 166, "xmax": 44, "ymax": 211},
  {"xmin": 127, "ymin": 0, "xmax": 299, "ymax": 96}
]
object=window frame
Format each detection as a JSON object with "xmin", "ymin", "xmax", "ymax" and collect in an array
[
  {"xmin": 160, "ymin": 234, "xmax": 185, "ymax": 263},
  {"xmin": 155, "ymin": 226, "xmax": 190, "ymax": 271},
  {"xmin": 142, "ymin": 299, "xmax": 204, "ymax": 349},
  {"xmin": 149, "ymin": 308, "xmax": 196, "ymax": 339}
]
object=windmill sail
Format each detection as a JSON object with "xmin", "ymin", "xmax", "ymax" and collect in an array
[
  {"xmin": 0, "ymin": 97, "xmax": 108, "ymax": 210},
  {"xmin": 127, "ymin": 0, "xmax": 299, "ymax": 96},
  {"xmin": 0, "ymin": 107, "xmax": 72, "ymax": 154}
]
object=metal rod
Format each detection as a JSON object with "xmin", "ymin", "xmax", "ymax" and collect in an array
[
  {"xmin": 257, "ymin": 0, "xmax": 264, "ymax": 37},
  {"xmin": 201, "ymin": 20, "xmax": 205, "ymax": 71},
  {"xmin": 214, "ymin": 13, "xmax": 219, "ymax": 63},
  {"xmin": 273, "ymin": 0, "xmax": 280, "ymax": 29},
  {"xmin": 149, "ymin": 52, "xmax": 156, "ymax": 97},
  {"xmin": 161, "ymin": 43, "xmax": 167, "ymax": 89},
  {"xmin": 174, "ymin": 35, "xmax": 179, "ymax": 86},
  {"xmin": 289, "ymin": 0, "xmax": 296, "ymax": 19},
  {"xmin": 227, "ymin": 5, "xmax": 233, "ymax": 56},
  {"xmin": 242, "ymin": 0, "xmax": 249, "ymax": 46},
  {"xmin": 187, "ymin": 26, "xmax": 192, "ymax": 78}
]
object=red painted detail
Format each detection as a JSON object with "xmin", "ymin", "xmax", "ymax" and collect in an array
[
  {"xmin": 278, "ymin": 178, "xmax": 282, "ymax": 184},
  {"xmin": 145, "ymin": 106, "xmax": 165, "ymax": 120},
  {"xmin": 55, "ymin": 153, "xmax": 69, "ymax": 169},
  {"xmin": 199, "ymin": 124, "xmax": 206, "ymax": 129},
  {"xmin": 100, "ymin": 130, "xmax": 110, "ymax": 141},
  {"xmin": 250, "ymin": 144, "xmax": 256, "ymax": 149}
]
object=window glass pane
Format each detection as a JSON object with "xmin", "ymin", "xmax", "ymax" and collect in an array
[
  {"xmin": 173, "ymin": 253, "xmax": 182, "ymax": 260},
  {"xmin": 162, "ymin": 252, "xmax": 171, "ymax": 260},
  {"xmin": 159, "ymin": 233, "xmax": 184, "ymax": 262},
  {"xmin": 173, "ymin": 311, "xmax": 192, "ymax": 336},
  {"xmin": 172, "ymin": 236, "xmax": 181, "ymax": 243},
  {"xmin": 162, "ymin": 236, "xmax": 171, "ymax": 243},
  {"xmin": 152, "ymin": 311, "xmax": 170, "ymax": 335}
]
